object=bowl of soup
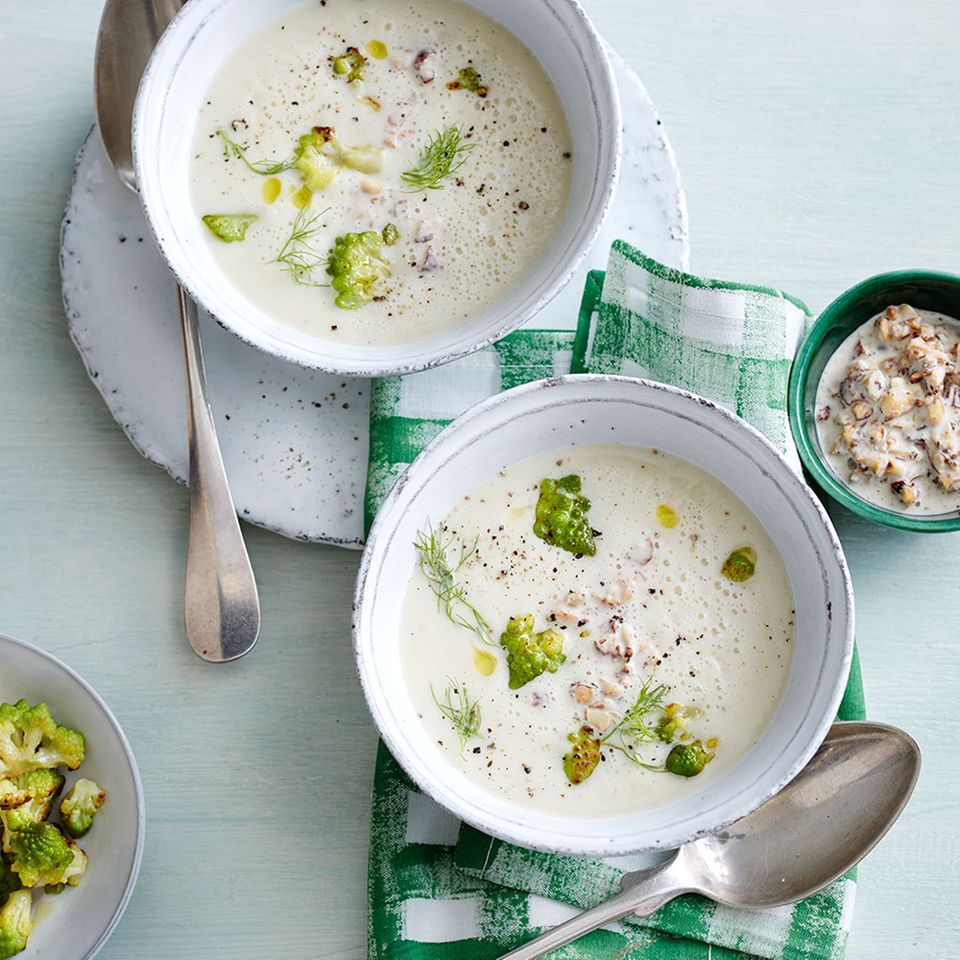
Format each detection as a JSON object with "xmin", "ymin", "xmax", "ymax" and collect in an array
[
  {"xmin": 789, "ymin": 269, "xmax": 960, "ymax": 532},
  {"xmin": 354, "ymin": 375, "xmax": 854, "ymax": 855},
  {"xmin": 133, "ymin": 0, "xmax": 620, "ymax": 376}
]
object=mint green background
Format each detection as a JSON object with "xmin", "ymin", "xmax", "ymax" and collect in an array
[{"xmin": 0, "ymin": 2, "xmax": 954, "ymax": 957}]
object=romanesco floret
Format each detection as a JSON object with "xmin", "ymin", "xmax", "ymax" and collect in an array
[
  {"xmin": 293, "ymin": 127, "xmax": 384, "ymax": 194},
  {"xmin": 655, "ymin": 703, "xmax": 691, "ymax": 744},
  {"xmin": 57, "ymin": 837, "xmax": 87, "ymax": 888},
  {"xmin": 532, "ymin": 475, "xmax": 597, "ymax": 557},
  {"xmin": 59, "ymin": 779, "xmax": 106, "ymax": 839},
  {"xmin": 498, "ymin": 615, "xmax": 566, "ymax": 690},
  {"xmin": 0, "ymin": 702, "xmax": 84, "ymax": 780},
  {"xmin": 325, "ymin": 225, "xmax": 398, "ymax": 310},
  {"xmin": 0, "ymin": 890, "xmax": 33, "ymax": 960},
  {"xmin": 562, "ymin": 725, "xmax": 601, "ymax": 785},
  {"xmin": 201, "ymin": 213, "xmax": 258, "ymax": 243},
  {"xmin": 0, "ymin": 770, "xmax": 64, "ymax": 812},
  {"xmin": 447, "ymin": 66, "xmax": 488, "ymax": 97},
  {"xmin": 293, "ymin": 127, "xmax": 338, "ymax": 192},
  {"xmin": 0, "ymin": 770, "xmax": 64, "ymax": 854},
  {"xmin": 664, "ymin": 740, "xmax": 714, "ymax": 778},
  {"xmin": 721, "ymin": 546, "xmax": 756, "ymax": 583},
  {"xmin": 6, "ymin": 823, "xmax": 78, "ymax": 889},
  {"xmin": 331, "ymin": 46, "xmax": 366, "ymax": 83}
]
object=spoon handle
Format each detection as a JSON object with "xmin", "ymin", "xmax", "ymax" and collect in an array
[
  {"xmin": 179, "ymin": 285, "xmax": 261, "ymax": 662},
  {"xmin": 495, "ymin": 860, "xmax": 679, "ymax": 960}
]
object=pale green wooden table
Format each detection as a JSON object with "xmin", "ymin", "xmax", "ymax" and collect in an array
[{"xmin": 0, "ymin": 2, "xmax": 956, "ymax": 957}]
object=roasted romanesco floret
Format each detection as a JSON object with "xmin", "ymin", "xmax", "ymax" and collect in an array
[
  {"xmin": 59, "ymin": 779, "xmax": 106, "ymax": 839},
  {"xmin": 0, "ymin": 890, "xmax": 33, "ymax": 960},
  {"xmin": 0, "ymin": 769, "xmax": 64, "ymax": 814},
  {"xmin": 292, "ymin": 126, "xmax": 384, "ymax": 194},
  {"xmin": 721, "ymin": 546, "xmax": 757, "ymax": 583},
  {"xmin": 0, "ymin": 702, "xmax": 84, "ymax": 780},
  {"xmin": 532, "ymin": 475, "xmax": 597, "ymax": 557},
  {"xmin": 562, "ymin": 725, "xmax": 601, "ymax": 785},
  {"xmin": 498, "ymin": 615, "xmax": 566, "ymax": 690},
  {"xmin": 664, "ymin": 739, "xmax": 714, "ymax": 778},
  {"xmin": 330, "ymin": 46, "xmax": 366, "ymax": 84},
  {"xmin": 325, "ymin": 225, "xmax": 398, "ymax": 310},
  {"xmin": 6, "ymin": 823, "xmax": 85, "ymax": 890}
]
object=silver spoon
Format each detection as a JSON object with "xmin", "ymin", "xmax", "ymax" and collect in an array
[
  {"xmin": 499, "ymin": 721, "xmax": 920, "ymax": 960},
  {"xmin": 94, "ymin": 0, "xmax": 260, "ymax": 662}
]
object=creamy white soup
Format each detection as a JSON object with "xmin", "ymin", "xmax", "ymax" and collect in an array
[
  {"xmin": 190, "ymin": 0, "xmax": 572, "ymax": 346},
  {"xmin": 400, "ymin": 444, "xmax": 794, "ymax": 817}
]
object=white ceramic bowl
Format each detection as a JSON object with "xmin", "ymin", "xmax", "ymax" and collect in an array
[
  {"xmin": 0, "ymin": 634, "xmax": 144, "ymax": 960},
  {"xmin": 132, "ymin": 0, "xmax": 621, "ymax": 377},
  {"xmin": 354, "ymin": 375, "xmax": 854, "ymax": 855}
]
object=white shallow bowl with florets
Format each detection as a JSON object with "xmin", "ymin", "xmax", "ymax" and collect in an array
[
  {"xmin": 0, "ymin": 633, "xmax": 144, "ymax": 960},
  {"xmin": 132, "ymin": 0, "xmax": 621, "ymax": 377},
  {"xmin": 353, "ymin": 375, "xmax": 854, "ymax": 856}
]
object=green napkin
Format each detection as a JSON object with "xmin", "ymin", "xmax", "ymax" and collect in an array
[{"xmin": 365, "ymin": 240, "xmax": 865, "ymax": 960}]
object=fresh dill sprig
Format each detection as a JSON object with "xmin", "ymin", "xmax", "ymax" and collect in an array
[
  {"xmin": 272, "ymin": 207, "xmax": 331, "ymax": 286},
  {"xmin": 431, "ymin": 678, "xmax": 482, "ymax": 754},
  {"xmin": 602, "ymin": 676, "xmax": 671, "ymax": 769},
  {"xmin": 413, "ymin": 522, "xmax": 493, "ymax": 645},
  {"xmin": 400, "ymin": 125, "xmax": 475, "ymax": 192},
  {"xmin": 218, "ymin": 128, "xmax": 295, "ymax": 175}
]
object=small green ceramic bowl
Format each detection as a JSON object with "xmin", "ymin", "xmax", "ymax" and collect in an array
[{"xmin": 789, "ymin": 269, "xmax": 960, "ymax": 533}]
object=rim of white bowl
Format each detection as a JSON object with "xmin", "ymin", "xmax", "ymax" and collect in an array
[
  {"xmin": 132, "ymin": 0, "xmax": 622, "ymax": 377},
  {"xmin": 0, "ymin": 632, "xmax": 146, "ymax": 960},
  {"xmin": 353, "ymin": 374, "xmax": 855, "ymax": 855}
]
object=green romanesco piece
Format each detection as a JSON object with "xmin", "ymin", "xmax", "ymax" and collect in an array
[
  {"xmin": 331, "ymin": 46, "xmax": 366, "ymax": 84},
  {"xmin": 655, "ymin": 703, "xmax": 691, "ymax": 744},
  {"xmin": 664, "ymin": 740, "xmax": 714, "ymax": 778},
  {"xmin": 293, "ymin": 127, "xmax": 384, "ymax": 194},
  {"xmin": 57, "ymin": 837, "xmax": 87, "ymax": 888},
  {"xmin": 293, "ymin": 128, "xmax": 339, "ymax": 192},
  {"xmin": 563, "ymin": 725, "xmax": 601, "ymax": 785},
  {"xmin": 447, "ymin": 66, "xmax": 488, "ymax": 96},
  {"xmin": 498, "ymin": 615, "xmax": 565, "ymax": 690},
  {"xmin": 325, "ymin": 226, "xmax": 397, "ymax": 310},
  {"xmin": 0, "ymin": 769, "xmax": 64, "ymax": 813},
  {"xmin": 6, "ymin": 823, "xmax": 75, "ymax": 888},
  {"xmin": 0, "ymin": 702, "xmax": 84, "ymax": 780},
  {"xmin": 59, "ymin": 779, "xmax": 106, "ymax": 839},
  {"xmin": 0, "ymin": 768, "xmax": 64, "ymax": 855},
  {"xmin": 721, "ymin": 546, "xmax": 756, "ymax": 583},
  {"xmin": 532, "ymin": 475, "xmax": 597, "ymax": 556},
  {"xmin": 0, "ymin": 889, "xmax": 33, "ymax": 959},
  {"xmin": 201, "ymin": 213, "xmax": 258, "ymax": 243}
]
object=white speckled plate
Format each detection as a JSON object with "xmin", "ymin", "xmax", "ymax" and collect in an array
[{"xmin": 60, "ymin": 45, "xmax": 689, "ymax": 548}]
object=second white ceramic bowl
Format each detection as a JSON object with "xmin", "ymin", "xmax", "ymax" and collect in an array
[
  {"xmin": 132, "ymin": 0, "xmax": 621, "ymax": 377},
  {"xmin": 354, "ymin": 375, "xmax": 854, "ymax": 855}
]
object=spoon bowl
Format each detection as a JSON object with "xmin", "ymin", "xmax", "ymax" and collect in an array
[
  {"xmin": 676, "ymin": 722, "xmax": 921, "ymax": 909},
  {"xmin": 500, "ymin": 721, "xmax": 920, "ymax": 960}
]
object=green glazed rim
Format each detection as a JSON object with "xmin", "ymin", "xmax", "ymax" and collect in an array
[{"xmin": 788, "ymin": 268, "xmax": 960, "ymax": 533}]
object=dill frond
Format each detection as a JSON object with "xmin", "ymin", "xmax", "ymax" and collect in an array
[
  {"xmin": 413, "ymin": 522, "xmax": 493, "ymax": 645},
  {"xmin": 400, "ymin": 125, "xmax": 475, "ymax": 192},
  {"xmin": 602, "ymin": 676, "xmax": 671, "ymax": 769},
  {"xmin": 272, "ymin": 207, "xmax": 331, "ymax": 286},
  {"xmin": 218, "ymin": 128, "xmax": 295, "ymax": 176},
  {"xmin": 431, "ymin": 678, "xmax": 482, "ymax": 754}
]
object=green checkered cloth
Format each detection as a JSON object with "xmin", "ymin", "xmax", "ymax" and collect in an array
[{"xmin": 365, "ymin": 240, "xmax": 866, "ymax": 960}]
